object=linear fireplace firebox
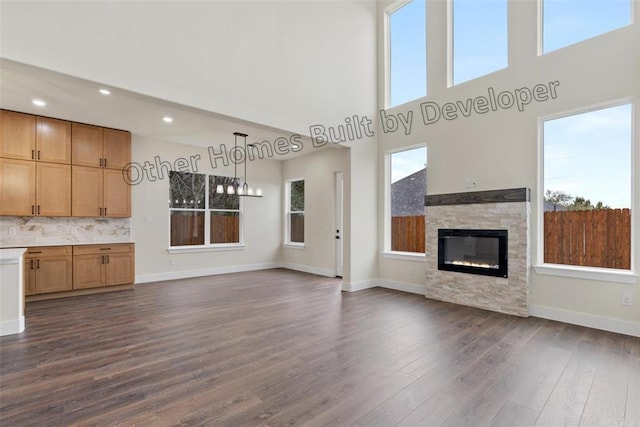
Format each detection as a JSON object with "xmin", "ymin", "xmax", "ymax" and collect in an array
[{"xmin": 438, "ymin": 229, "xmax": 508, "ymax": 278}]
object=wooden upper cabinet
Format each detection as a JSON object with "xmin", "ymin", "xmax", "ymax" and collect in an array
[
  {"xmin": 103, "ymin": 168, "xmax": 131, "ymax": 217},
  {"xmin": 72, "ymin": 167, "xmax": 131, "ymax": 218},
  {"xmin": 36, "ymin": 162, "xmax": 71, "ymax": 216},
  {"xmin": 0, "ymin": 159, "xmax": 70, "ymax": 216},
  {"xmin": 36, "ymin": 117, "xmax": 72, "ymax": 164},
  {"xmin": 72, "ymin": 123, "xmax": 103, "ymax": 167},
  {"xmin": 72, "ymin": 166, "xmax": 102, "ymax": 217},
  {"xmin": 103, "ymin": 129, "xmax": 131, "ymax": 170},
  {"xmin": 72, "ymin": 124, "xmax": 130, "ymax": 169},
  {"xmin": 0, "ymin": 110, "xmax": 36, "ymax": 160},
  {"xmin": 0, "ymin": 158, "xmax": 36, "ymax": 216}
]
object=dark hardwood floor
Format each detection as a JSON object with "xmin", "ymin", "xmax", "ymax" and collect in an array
[{"xmin": 1, "ymin": 268, "xmax": 638, "ymax": 426}]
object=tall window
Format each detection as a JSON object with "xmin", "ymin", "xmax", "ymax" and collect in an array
[
  {"xmin": 543, "ymin": 103, "xmax": 632, "ymax": 270},
  {"xmin": 542, "ymin": 0, "xmax": 632, "ymax": 54},
  {"xmin": 452, "ymin": 0, "xmax": 508, "ymax": 85},
  {"xmin": 389, "ymin": 146, "xmax": 427, "ymax": 253},
  {"xmin": 388, "ymin": 0, "xmax": 426, "ymax": 108},
  {"xmin": 286, "ymin": 179, "xmax": 305, "ymax": 244},
  {"xmin": 169, "ymin": 172, "xmax": 241, "ymax": 247}
]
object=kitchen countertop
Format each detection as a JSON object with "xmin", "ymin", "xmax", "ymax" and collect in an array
[{"xmin": 1, "ymin": 242, "xmax": 135, "ymax": 249}]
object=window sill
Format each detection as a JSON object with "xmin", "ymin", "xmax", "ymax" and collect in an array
[
  {"xmin": 533, "ymin": 264, "xmax": 637, "ymax": 285},
  {"xmin": 167, "ymin": 245, "xmax": 245, "ymax": 254},
  {"xmin": 283, "ymin": 243, "xmax": 305, "ymax": 250},
  {"xmin": 381, "ymin": 251, "xmax": 426, "ymax": 262}
]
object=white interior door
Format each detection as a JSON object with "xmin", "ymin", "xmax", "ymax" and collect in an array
[{"xmin": 335, "ymin": 172, "xmax": 343, "ymax": 278}]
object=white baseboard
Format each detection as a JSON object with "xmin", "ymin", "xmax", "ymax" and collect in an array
[
  {"xmin": 530, "ymin": 304, "xmax": 640, "ymax": 338},
  {"xmin": 0, "ymin": 316, "xmax": 25, "ymax": 336},
  {"xmin": 342, "ymin": 280, "xmax": 377, "ymax": 292},
  {"xmin": 280, "ymin": 262, "xmax": 335, "ymax": 278},
  {"xmin": 135, "ymin": 262, "xmax": 281, "ymax": 284},
  {"xmin": 377, "ymin": 279, "xmax": 425, "ymax": 295}
]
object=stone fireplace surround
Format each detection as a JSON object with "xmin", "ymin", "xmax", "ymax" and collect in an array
[{"xmin": 424, "ymin": 188, "xmax": 531, "ymax": 317}]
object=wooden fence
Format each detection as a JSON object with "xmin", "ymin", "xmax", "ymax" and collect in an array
[
  {"xmin": 170, "ymin": 212, "xmax": 204, "ymax": 246},
  {"xmin": 290, "ymin": 214, "xmax": 305, "ymax": 243},
  {"xmin": 544, "ymin": 208, "xmax": 631, "ymax": 269},
  {"xmin": 391, "ymin": 215, "xmax": 425, "ymax": 253},
  {"xmin": 171, "ymin": 213, "xmax": 239, "ymax": 245},
  {"xmin": 210, "ymin": 214, "xmax": 240, "ymax": 244}
]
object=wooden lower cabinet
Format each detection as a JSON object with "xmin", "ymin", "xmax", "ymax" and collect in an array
[
  {"xmin": 23, "ymin": 243, "xmax": 134, "ymax": 300},
  {"xmin": 23, "ymin": 246, "xmax": 73, "ymax": 296},
  {"xmin": 73, "ymin": 243, "xmax": 135, "ymax": 290}
]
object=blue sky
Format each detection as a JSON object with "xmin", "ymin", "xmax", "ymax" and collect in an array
[
  {"xmin": 392, "ymin": 146, "xmax": 427, "ymax": 183},
  {"xmin": 389, "ymin": 0, "xmax": 633, "ymax": 206},
  {"xmin": 544, "ymin": 103, "xmax": 632, "ymax": 209}
]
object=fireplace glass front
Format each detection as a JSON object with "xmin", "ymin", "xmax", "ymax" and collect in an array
[{"xmin": 438, "ymin": 229, "xmax": 508, "ymax": 278}]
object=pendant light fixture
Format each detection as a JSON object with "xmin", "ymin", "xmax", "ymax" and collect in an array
[{"xmin": 216, "ymin": 132, "xmax": 263, "ymax": 197}]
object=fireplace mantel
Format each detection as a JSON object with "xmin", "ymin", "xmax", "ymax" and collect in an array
[
  {"xmin": 424, "ymin": 188, "xmax": 531, "ymax": 317},
  {"xmin": 425, "ymin": 187, "xmax": 530, "ymax": 207}
]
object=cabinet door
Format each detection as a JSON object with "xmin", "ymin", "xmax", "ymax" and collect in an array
[
  {"xmin": 105, "ymin": 252, "xmax": 134, "ymax": 286},
  {"xmin": 36, "ymin": 256, "xmax": 73, "ymax": 293},
  {"xmin": 23, "ymin": 257, "xmax": 37, "ymax": 296},
  {"xmin": 73, "ymin": 254, "xmax": 105, "ymax": 289},
  {"xmin": 103, "ymin": 129, "xmax": 131, "ymax": 170},
  {"xmin": 36, "ymin": 117, "xmax": 71, "ymax": 164},
  {"xmin": 72, "ymin": 123, "xmax": 103, "ymax": 167},
  {"xmin": 0, "ymin": 110, "xmax": 36, "ymax": 160},
  {"xmin": 0, "ymin": 158, "xmax": 36, "ymax": 216},
  {"xmin": 72, "ymin": 166, "xmax": 103, "ymax": 217},
  {"xmin": 37, "ymin": 163, "xmax": 71, "ymax": 216},
  {"xmin": 103, "ymin": 168, "xmax": 131, "ymax": 217}
]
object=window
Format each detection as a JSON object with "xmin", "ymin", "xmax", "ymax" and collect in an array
[
  {"xmin": 388, "ymin": 146, "xmax": 427, "ymax": 253},
  {"xmin": 388, "ymin": 0, "xmax": 426, "ymax": 108},
  {"xmin": 169, "ymin": 172, "xmax": 241, "ymax": 247},
  {"xmin": 542, "ymin": 0, "xmax": 632, "ymax": 54},
  {"xmin": 542, "ymin": 103, "xmax": 632, "ymax": 270},
  {"xmin": 452, "ymin": 0, "xmax": 508, "ymax": 85},
  {"xmin": 286, "ymin": 179, "xmax": 305, "ymax": 244}
]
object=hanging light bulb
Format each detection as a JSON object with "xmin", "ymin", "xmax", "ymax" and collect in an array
[
  {"xmin": 216, "ymin": 184, "xmax": 224, "ymax": 194},
  {"xmin": 256, "ymin": 188, "xmax": 263, "ymax": 196},
  {"xmin": 227, "ymin": 185, "xmax": 235, "ymax": 195}
]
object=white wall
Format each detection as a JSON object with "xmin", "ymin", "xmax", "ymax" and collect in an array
[
  {"xmin": 377, "ymin": 0, "xmax": 640, "ymax": 332},
  {"xmin": 0, "ymin": 0, "xmax": 378, "ymax": 136},
  {"xmin": 281, "ymin": 147, "xmax": 349, "ymax": 277},
  {"xmin": 131, "ymin": 136, "xmax": 283, "ymax": 283},
  {"xmin": 0, "ymin": 1, "xmax": 381, "ymax": 287}
]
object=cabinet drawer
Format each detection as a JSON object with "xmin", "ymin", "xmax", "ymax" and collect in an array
[
  {"xmin": 73, "ymin": 243, "xmax": 134, "ymax": 255},
  {"xmin": 25, "ymin": 246, "xmax": 72, "ymax": 257}
]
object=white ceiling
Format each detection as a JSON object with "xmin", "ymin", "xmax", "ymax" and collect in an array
[{"xmin": 0, "ymin": 59, "xmax": 326, "ymax": 159}]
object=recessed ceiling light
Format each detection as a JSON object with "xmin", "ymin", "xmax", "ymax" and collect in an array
[
  {"xmin": 32, "ymin": 99, "xmax": 46, "ymax": 107},
  {"xmin": 162, "ymin": 116, "xmax": 173, "ymax": 123},
  {"xmin": 99, "ymin": 88, "xmax": 111, "ymax": 95}
]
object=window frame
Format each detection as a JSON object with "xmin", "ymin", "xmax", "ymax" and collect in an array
[
  {"xmin": 384, "ymin": 144, "xmax": 427, "ymax": 258},
  {"xmin": 536, "ymin": 98, "xmax": 636, "ymax": 282},
  {"xmin": 168, "ymin": 172, "xmax": 244, "ymax": 251},
  {"xmin": 385, "ymin": 0, "xmax": 427, "ymax": 109},
  {"xmin": 284, "ymin": 177, "xmax": 305, "ymax": 247}
]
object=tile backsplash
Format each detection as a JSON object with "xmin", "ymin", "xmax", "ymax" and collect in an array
[{"xmin": 0, "ymin": 217, "xmax": 131, "ymax": 247}]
